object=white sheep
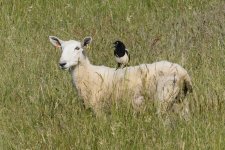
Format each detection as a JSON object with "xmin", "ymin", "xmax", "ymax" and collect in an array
[{"xmin": 49, "ymin": 36, "xmax": 192, "ymax": 119}]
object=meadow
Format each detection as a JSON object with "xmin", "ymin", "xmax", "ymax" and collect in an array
[{"xmin": 0, "ymin": 0, "xmax": 225, "ymax": 149}]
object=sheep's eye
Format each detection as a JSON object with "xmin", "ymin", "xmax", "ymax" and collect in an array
[{"xmin": 75, "ymin": 47, "xmax": 80, "ymax": 50}]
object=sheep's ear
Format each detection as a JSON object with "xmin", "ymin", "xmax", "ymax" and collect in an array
[
  {"xmin": 49, "ymin": 36, "xmax": 64, "ymax": 48},
  {"xmin": 82, "ymin": 36, "xmax": 92, "ymax": 47}
]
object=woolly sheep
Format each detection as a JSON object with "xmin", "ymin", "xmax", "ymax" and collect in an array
[{"xmin": 49, "ymin": 36, "xmax": 192, "ymax": 119}]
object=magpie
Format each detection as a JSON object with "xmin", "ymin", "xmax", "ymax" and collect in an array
[{"xmin": 113, "ymin": 40, "xmax": 130, "ymax": 69}]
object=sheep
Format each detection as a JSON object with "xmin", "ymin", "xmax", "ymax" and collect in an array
[{"xmin": 49, "ymin": 36, "xmax": 192, "ymax": 119}]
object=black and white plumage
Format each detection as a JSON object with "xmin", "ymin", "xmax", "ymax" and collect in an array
[{"xmin": 113, "ymin": 40, "xmax": 130, "ymax": 69}]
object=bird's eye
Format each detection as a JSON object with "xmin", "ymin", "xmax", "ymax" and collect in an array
[{"xmin": 75, "ymin": 47, "xmax": 80, "ymax": 50}]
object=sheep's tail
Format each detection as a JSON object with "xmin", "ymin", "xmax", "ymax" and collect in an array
[{"xmin": 183, "ymin": 74, "xmax": 193, "ymax": 96}]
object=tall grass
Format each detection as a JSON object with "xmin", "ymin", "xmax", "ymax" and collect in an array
[{"xmin": 0, "ymin": 0, "xmax": 225, "ymax": 149}]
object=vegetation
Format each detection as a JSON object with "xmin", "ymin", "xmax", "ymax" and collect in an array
[{"xmin": 0, "ymin": 0, "xmax": 224, "ymax": 149}]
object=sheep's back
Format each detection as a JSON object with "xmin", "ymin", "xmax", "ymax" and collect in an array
[
  {"xmin": 143, "ymin": 61, "xmax": 188, "ymax": 77},
  {"xmin": 86, "ymin": 61, "xmax": 190, "ymax": 102}
]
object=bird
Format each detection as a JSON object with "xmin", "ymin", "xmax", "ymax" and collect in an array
[{"xmin": 113, "ymin": 40, "xmax": 130, "ymax": 69}]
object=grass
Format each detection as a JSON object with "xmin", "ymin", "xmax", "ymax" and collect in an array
[{"xmin": 0, "ymin": 0, "xmax": 225, "ymax": 149}]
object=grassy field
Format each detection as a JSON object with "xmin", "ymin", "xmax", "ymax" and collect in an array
[{"xmin": 0, "ymin": 0, "xmax": 225, "ymax": 149}]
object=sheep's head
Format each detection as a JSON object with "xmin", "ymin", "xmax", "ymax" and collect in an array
[{"xmin": 49, "ymin": 36, "xmax": 92, "ymax": 70}]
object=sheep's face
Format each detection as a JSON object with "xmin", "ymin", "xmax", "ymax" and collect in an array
[
  {"xmin": 58, "ymin": 40, "xmax": 83, "ymax": 70},
  {"xmin": 49, "ymin": 36, "xmax": 92, "ymax": 70}
]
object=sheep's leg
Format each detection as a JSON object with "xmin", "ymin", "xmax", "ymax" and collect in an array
[
  {"xmin": 156, "ymin": 83, "xmax": 176, "ymax": 115},
  {"xmin": 132, "ymin": 88, "xmax": 145, "ymax": 111},
  {"xmin": 86, "ymin": 94, "xmax": 97, "ymax": 114},
  {"xmin": 91, "ymin": 102, "xmax": 103, "ymax": 117},
  {"xmin": 89, "ymin": 94, "xmax": 107, "ymax": 117},
  {"xmin": 169, "ymin": 79, "xmax": 190, "ymax": 121},
  {"xmin": 156, "ymin": 77, "xmax": 180, "ymax": 122},
  {"xmin": 172, "ymin": 98, "xmax": 190, "ymax": 121},
  {"xmin": 182, "ymin": 99, "xmax": 190, "ymax": 121}
]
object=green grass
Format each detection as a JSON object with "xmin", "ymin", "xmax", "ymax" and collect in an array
[{"xmin": 1, "ymin": 0, "xmax": 225, "ymax": 149}]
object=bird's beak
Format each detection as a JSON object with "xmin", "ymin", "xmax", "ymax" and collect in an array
[{"xmin": 112, "ymin": 43, "xmax": 116, "ymax": 48}]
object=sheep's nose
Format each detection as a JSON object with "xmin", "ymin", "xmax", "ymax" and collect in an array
[{"xmin": 59, "ymin": 62, "xmax": 66, "ymax": 67}]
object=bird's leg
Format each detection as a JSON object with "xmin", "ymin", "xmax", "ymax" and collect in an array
[
  {"xmin": 115, "ymin": 63, "xmax": 120, "ymax": 70},
  {"xmin": 121, "ymin": 64, "xmax": 126, "ymax": 69},
  {"xmin": 117, "ymin": 63, "xmax": 121, "ymax": 68}
]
